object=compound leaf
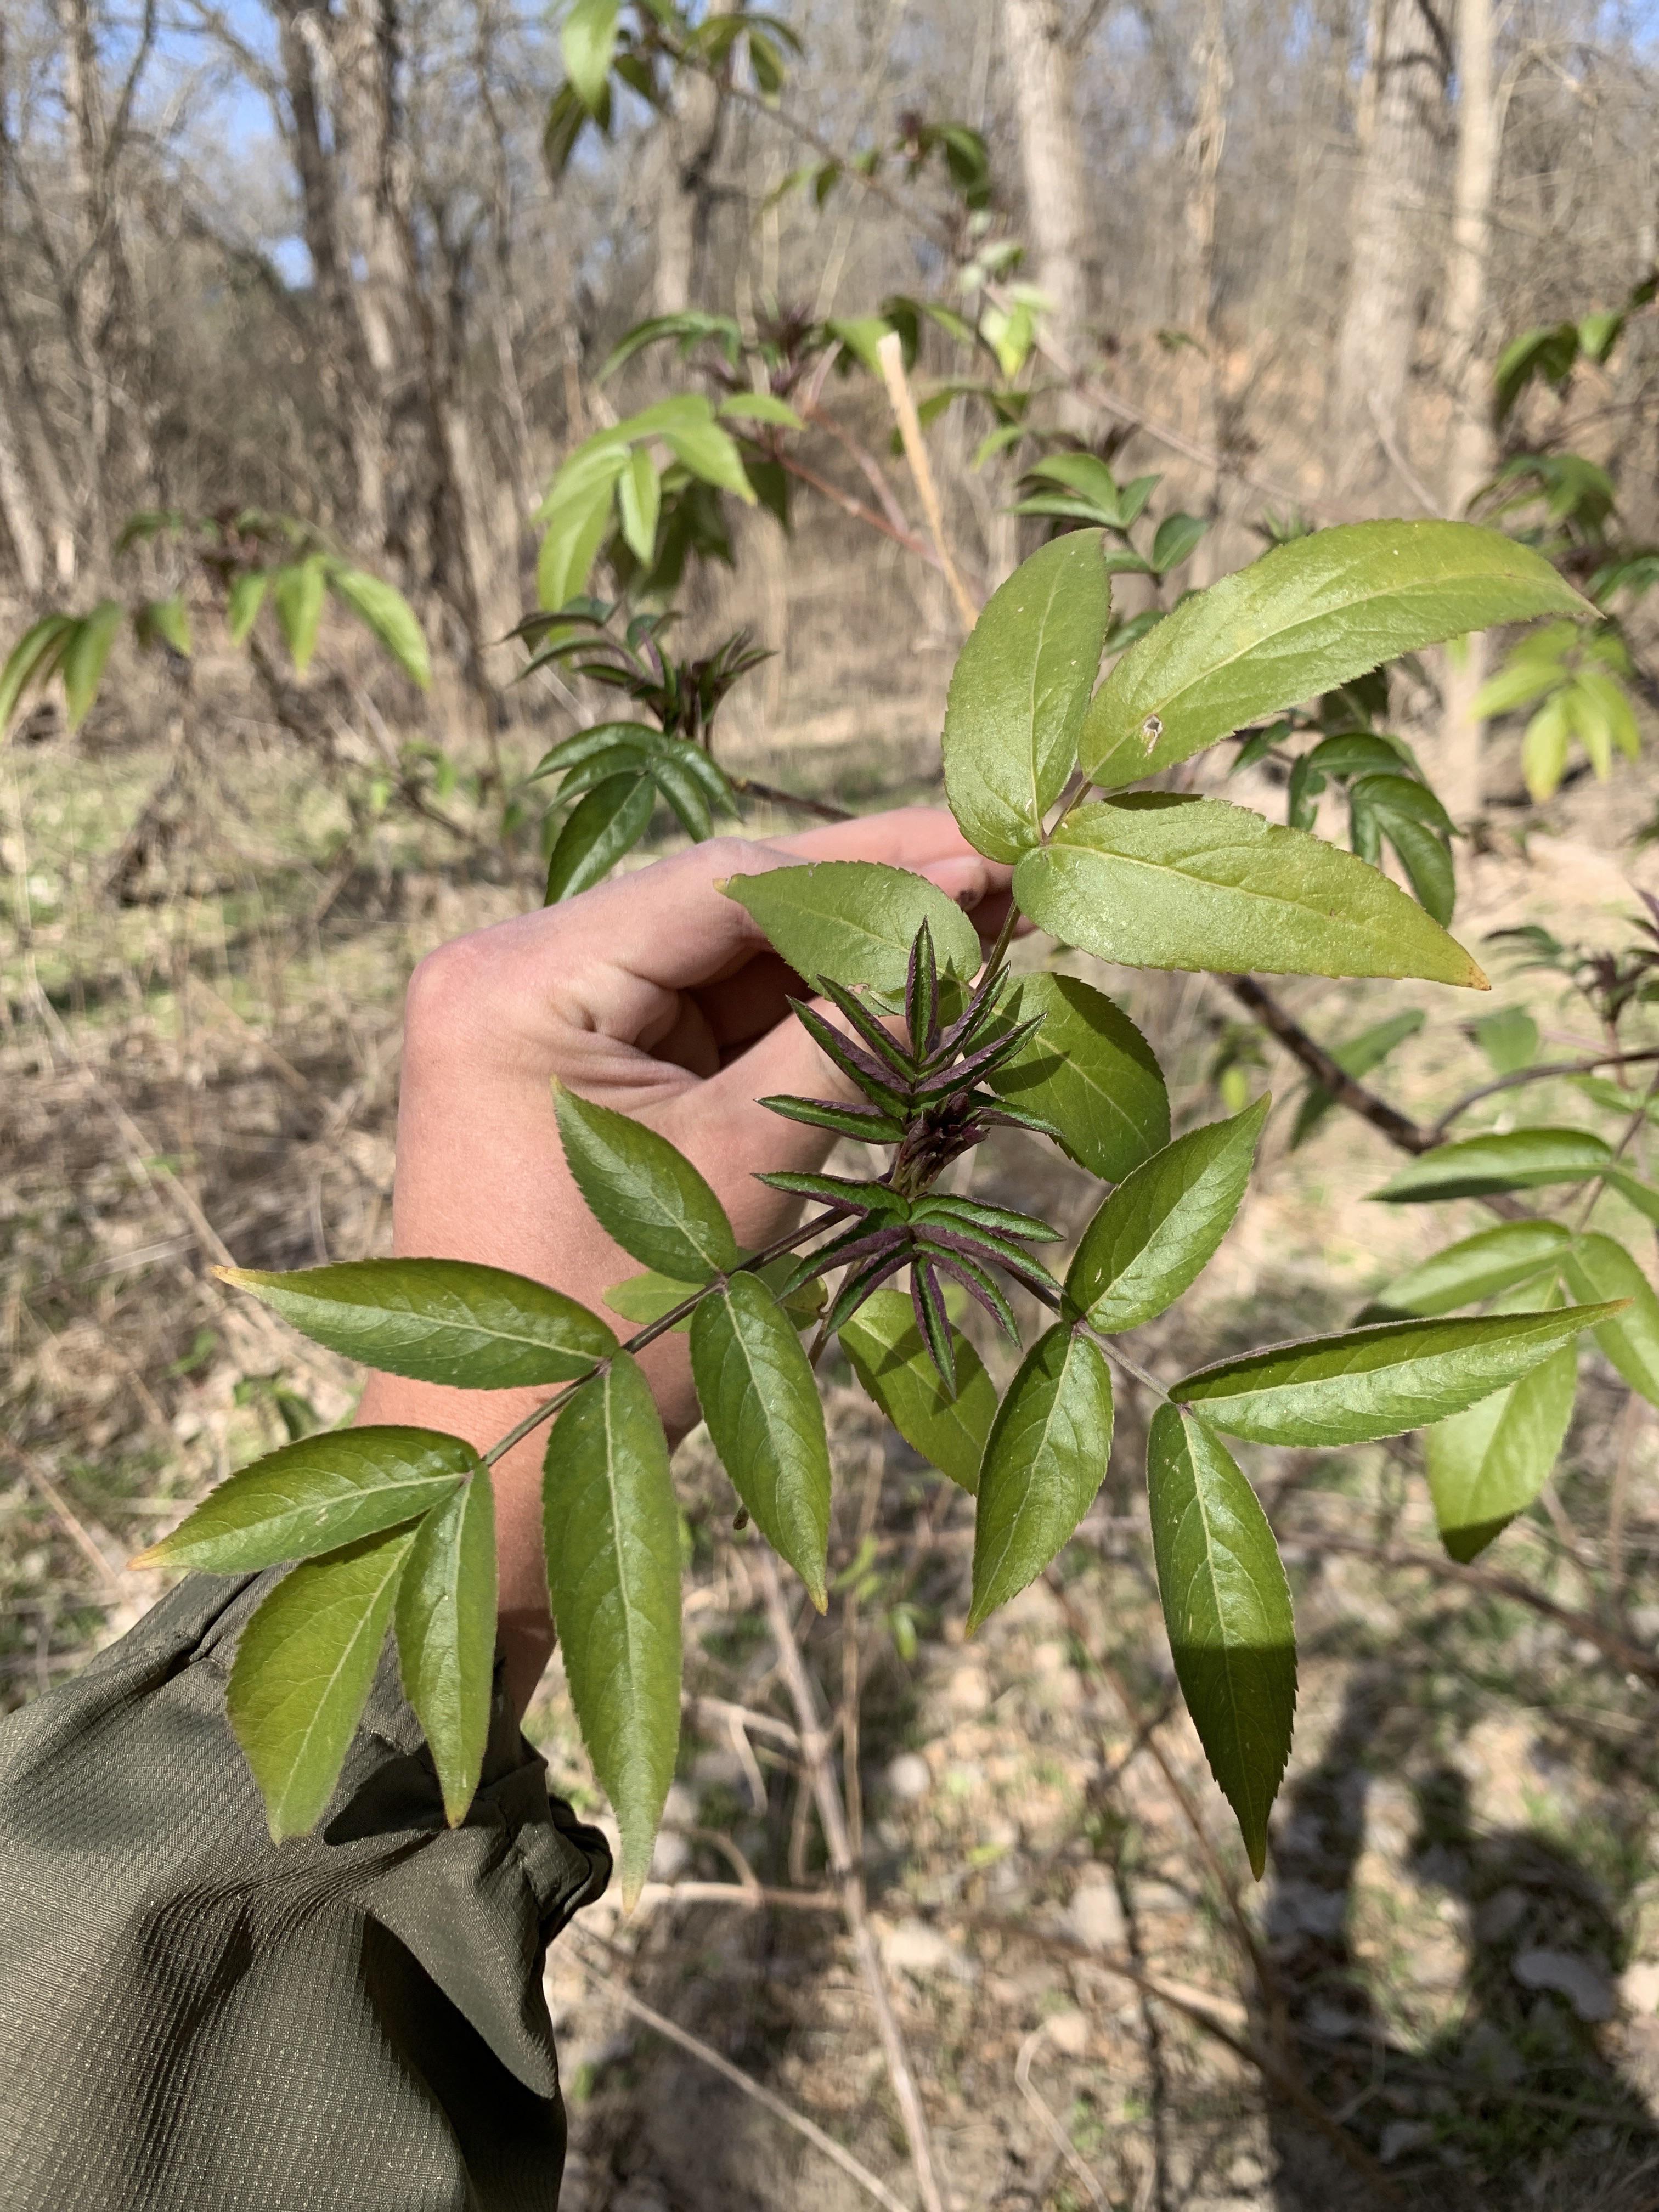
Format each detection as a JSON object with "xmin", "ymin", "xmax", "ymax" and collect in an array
[
  {"xmin": 1067, "ymin": 1097, "xmax": 1269, "ymax": 1333},
  {"xmin": 942, "ymin": 528, "xmax": 1110, "ymax": 862},
  {"xmin": 1080, "ymin": 521, "xmax": 1590, "ymax": 790},
  {"xmin": 222, "ymin": 1259, "xmax": 616, "ymax": 1386},
  {"xmin": 131, "ymin": 1427, "xmax": 478, "ymax": 1573},
  {"xmin": 1172, "ymin": 1305, "xmax": 1623, "ymax": 1446},
  {"xmin": 721, "ymin": 861, "xmax": 981, "ymax": 991},
  {"xmin": 228, "ymin": 1523, "xmax": 418, "ymax": 1841},
  {"xmin": 969, "ymin": 1325, "xmax": 1113, "ymax": 1629},
  {"xmin": 394, "ymin": 1470, "xmax": 497, "ymax": 1824},
  {"xmin": 839, "ymin": 1286, "xmax": 997, "ymax": 1493},
  {"xmin": 555, "ymin": 1085, "xmax": 738, "ymax": 1283},
  {"xmin": 986, "ymin": 972, "xmax": 1169, "ymax": 1182},
  {"xmin": 691, "ymin": 1272, "xmax": 832, "ymax": 1606},
  {"xmin": 1013, "ymin": 797, "xmax": 1487, "ymax": 986},
  {"xmin": 1146, "ymin": 1403, "xmax": 1295, "ymax": 1878},
  {"xmin": 544, "ymin": 1353, "xmax": 681, "ymax": 1906}
]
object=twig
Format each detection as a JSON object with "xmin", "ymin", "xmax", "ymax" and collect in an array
[
  {"xmin": 1432, "ymin": 1049, "xmax": 1659, "ymax": 1135},
  {"xmin": 1610, "ymin": 1391, "xmax": 1644, "ymax": 1605},
  {"xmin": 1365, "ymin": 390, "xmax": 1444, "ymax": 517},
  {"xmin": 727, "ymin": 774, "xmax": 856, "ymax": 824},
  {"xmin": 1278, "ymin": 1532, "xmax": 1659, "ymax": 1684},
  {"xmin": 571, "ymin": 1942, "xmax": 912, "ymax": 2212},
  {"xmin": 630, "ymin": 1879, "xmax": 838, "ymax": 1914},
  {"xmin": 1015, "ymin": 2027, "xmax": 1110, "ymax": 2209},
  {"xmin": 876, "ymin": 331, "xmax": 980, "ymax": 633},
  {"xmin": 1, "ymin": 1440, "xmax": 123, "ymax": 1591},
  {"xmin": 777, "ymin": 449, "xmax": 940, "ymax": 567},
  {"xmin": 755, "ymin": 1544, "xmax": 949, "ymax": 2212},
  {"xmin": 1223, "ymin": 975, "xmax": 1436, "ymax": 1154}
]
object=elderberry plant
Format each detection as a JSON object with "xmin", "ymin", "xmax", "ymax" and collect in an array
[{"xmin": 138, "ymin": 515, "xmax": 1627, "ymax": 1901}]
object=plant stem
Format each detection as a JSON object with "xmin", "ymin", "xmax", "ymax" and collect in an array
[
  {"xmin": 479, "ymin": 1219, "xmax": 825, "ymax": 1468},
  {"xmin": 1432, "ymin": 1047, "xmax": 1659, "ymax": 1136},
  {"xmin": 1223, "ymin": 975, "xmax": 1436, "ymax": 1154}
]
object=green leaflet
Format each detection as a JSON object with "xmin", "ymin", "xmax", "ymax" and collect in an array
[
  {"xmin": 1472, "ymin": 1006, "xmax": 1539, "ymax": 1074},
  {"xmin": 227, "ymin": 571, "xmax": 268, "ymax": 645},
  {"xmin": 228, "ymin": 1523, "xmax": 419, "ymax": 1841},
  {"xmin": 1080, "ymin": 521, "xmax": 1589, "ymax": 790},
  {"xmin": 562, "ymin": 0, "xmax": 621, "ymax": 110},
  {"xmin": 1067, "ymin": 1097, "xmax": 1268, "ymax": 1333},
  {"xmin": 273, "ymin": 556, "xmax": 328, "ymax": 675},
  {"xmin": 555, "ymin": 1085, "xmax": 739, "ymax": 1282},
  {"xmin": 839, "ymin": 1288, "xmax": 997, "ymax": 1494},
  {"xmin": 1146, "ymin": 1405, "xmax": 1295, "ymax": 1879},
  {"xmin": 394, "ymin": 1470, "xmax": 498, "ymax": 1825},
  {"xmin": 1425, "ymin": 1336, "xmax": 1578, "ymax": 1562},
  {"xmin": 986, "ymin": 972, "xmax": 1170, "ymax": 1183},
  {"xmin": 1563, "ymin": 1233, "xmax": 1659, "ymax": 1409},
  {"xmin": 968, "ymin": 1324, "xmax": 1113, "ymax": 1630},
  {"xmin": 545, "ymin": 769, "xmax": 656, "ymax": 902},
  {"xmin": 328, "ymin": 567, "xmax": 432, "ymax": 689},
  {"xmin": 690, "ymin": 1272, "xmax": 832, "ymax": 1608},
  {"xmin": 618, "ymin": 448, "xmax": 662, "ymax": 564},
  {"xmin": 60, "ymin": 600, "xmax": 124, "ymax": 729},
  {"xmin": 1013, "ymin": 798, "xmax": 1488, "ymax": 986},
  {"xmin": 941, "ymin": 529, "xmax": 1111, "ymax": 862},
  {"xmin": 1364, "ymin": 1220, "xmax": 1574, "ymax": 1319},
  {"xmin": 544, "ymin": 1353, "xmax": 681, "ymax": 1906},
  {"xmin": 1172, "ymin": 1305, "xmax": 1623, "ymax": 1447},
  {"xmin": 1369, "ymin": 1126, "xmax": 1611, "ymax": 1201},
  {"xmin": 131, "ymin": 1426, "xmax": 479, "ymax": 1573},
  {"xmin": 223, "ymin": 1259, "xmax": 616, "ymax": 1387},
  {"xmin": 1289, "ymin": 1009, "xmax": 1424, "ymax": 1149},
  {"xmin": 721, "ymin": 861, "xmax": 983, "ymax": 993},
  {"xmin": 0, "ymin": 613, "xmax": 77, "ymax": 732}
]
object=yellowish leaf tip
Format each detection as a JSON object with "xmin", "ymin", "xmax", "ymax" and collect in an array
[{"xmin": 127, "ymin": 1544, "xmax": 164, "ymax": 1572}]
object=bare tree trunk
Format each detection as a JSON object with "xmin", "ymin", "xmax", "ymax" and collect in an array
[
  {"xmin": 1002, "ymin": 0, "xmax": 1099, "ymax": 422},
  {"xmin": 0, "ymin": 408, "xmax": 44, "ymax": 593},
  {"xmin": 653, "ymin": 0, "xmax": 736, "ymax": 318},
  {"xmin": 1437, "ymin": 0, "xmax": 1497, "ymax": 819},
  {"xmin": 1334, "ymin": 0, "xmax": 1448, "ymax": 494}
]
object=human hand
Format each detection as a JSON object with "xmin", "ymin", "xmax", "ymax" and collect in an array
[{"xmin": 356, "ymin": 808, "xmax": 1013, "ymax": 1703}]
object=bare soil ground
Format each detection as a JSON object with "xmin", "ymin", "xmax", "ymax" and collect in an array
[{"xmin": 8, "ymin": 669, "xmax": 1659, "ymax": 2211}]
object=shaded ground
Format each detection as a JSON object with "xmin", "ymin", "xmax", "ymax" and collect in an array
[{"xmin": 7, "ymin": 677, "xmax": 1659, "ymax": 2209}]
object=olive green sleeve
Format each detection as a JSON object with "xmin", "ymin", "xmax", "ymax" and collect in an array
[{"xmin": 0, "ymin": 1569, "xmax": 610, "ymax": 2212}]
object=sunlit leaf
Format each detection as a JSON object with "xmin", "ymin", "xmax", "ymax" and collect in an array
[
  {"xmin": 329, "ymin": 567, "xmax": 432, "ymax": 689},
  {"xmin": 554, "ymin": 1084, "xmax": 739, "ymax": 1282},
  {"xmin": 721, "ymin": 861, "xmax": 982, "ymax": 991},
  {"xmin": 1014, "ymin": 798, "xmax": 1488, "ymax": 986},
  {"xmin": 1563, "ymin": 1232, "xmax": 1659, "ymax": 1409},
  {"xmin": 1067, "ymin": 1097, "xmax": 1269, "ymax": 1332},
  {"xmin": 1080, "ymin": 521, "xmax": 1591, "ymax": 790},
  {"xmin": 941, "ymin": 529, "xmax": 1110, "ymax": 862},
  {"xmin": 222, "ymin": 1259, "xmax": 616, "ymax": 1386},
  {"xmin": 544, "ymin": 1353, "xmax": 681, "ymax": 1905},
  {"xmin": 1172, "ymin": 1305, "xmax": 1623, "ymax": 1446},
  {"xmin": 131, "ymin": 1427, "xmax": 478, "ymax": 1572},
  {"xmin": 1369, "ymin": 1126, "xmax": 1610, "ymax": 1201}
]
